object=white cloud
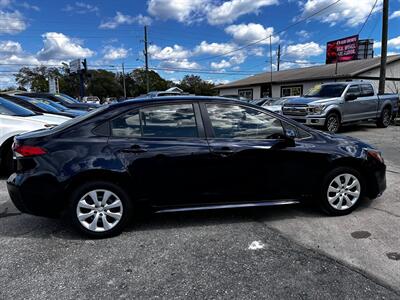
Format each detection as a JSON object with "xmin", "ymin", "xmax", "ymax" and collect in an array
[
  {"xmin": 0, "ymin": 10, "xmax": 27, "ymax": 34},
  {"xmin": 18, "ymin": 1, "xmax": 40, "ymax": 11},
  {"xmin": 374, "ymin": 36, "xmax": 400, "ymax": 50},
  {"xmin": 296, "ymin": 30, "xmax": 310, "ymax": 39},
  {"xmin": 63, "ymin": 2, "xmax": 99, "ymax": 14},
  {"xmin": 389, "ymin": 10, "xmax": 400, "ymax": 19},
  {"xmin": 210, "ymin": 59, "xmax": 231, "ymax": 69},
  {"xmin": 103, "ymin": 46, "xmax": 129, "ymax": 60},
  {"xmin": 148, "ymin": 44, "xmax": 191, "ymax": 60},
  {"xmin": 0, "ymin": 40, "xmax": 23, "ymax": 54},
  {"xmin": 36, "ymin": 32, "xmax": 95, "ymax": 61},
  {"xmin": 283, "ymin": 42, "xmax": 324, "ymax": 59},
  {"xmin": 147, "ymin": 0, "xmax": 278, "ymax": 25},
  {"xmin": 194, "ymin": 41, "xmax": 237, "ymax": 56},
  {"xmin": 159, "ymin": 59, "xmax": 200, "ymax": 70},
  {"xmin": 0, "ymin": 0, "xmax": 11, "ymax": 8},
  {"xmin": 206, "ymin": 0, "xmax": 278, "ymax": 25},
  {"xmin": 225, "ymin": 23, "xmax": 279, "ymax": 45},
  {"xmin": 100, "ymin": 12, "xmax": 152, "ymax": 29},
  {"xmin": 299, "ymin": 0, "xmax": 383, "ymax": 27}
]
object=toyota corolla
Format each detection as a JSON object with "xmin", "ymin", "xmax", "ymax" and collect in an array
[{"xmin": 7, "ymin": 96, "xmax": 386, "ymax": 237}]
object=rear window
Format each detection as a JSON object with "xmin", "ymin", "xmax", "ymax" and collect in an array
[
  {"xmin": 0, "ymin": 97, "xmax": 35, "ymax": 117},
  {"xmin": 361, "ymin": 84, "xmax": 374, "ymax": 97}
]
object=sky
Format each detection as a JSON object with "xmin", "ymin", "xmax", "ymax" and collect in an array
[{"xmin": 0, "ymin": 0, "xmax": 399, "ymax": 89}]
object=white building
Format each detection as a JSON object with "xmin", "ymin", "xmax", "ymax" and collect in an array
[{"xmin": 217, "ymin": 55, "xmax": 400, "ymax": 100}]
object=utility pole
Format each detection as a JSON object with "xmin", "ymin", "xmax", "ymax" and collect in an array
[
  {"xmin": 144, "ymin": 25, "xmax": 150, "ymax": 93},
  {"xmin": 378, "ymin": 0, "xmax": 389, "ymax": 95},
  {"xmin": 122, "ymin": 62, "xmax": 127, "ymax": 99},
  {"xmin": 269, "ymin": 36, "xmax": 273, "ymax": 97},
  {"xmin": 277, "ymin": 44, "xmax": 281, "ymax": 72}
]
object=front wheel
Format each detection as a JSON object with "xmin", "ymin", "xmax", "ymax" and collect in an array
[
  {"xmin": 319, "ymin": 167, "xmax": 364, "ymax": 216},
  {"xmin": 69, "ymin": 181, "xmax": 132, "ymax": 238},
  {"xmin": 324, "ymin": 113, "xmax": 340, "ymax": 133},
  {"xmin": 376, "ymin": 107, "xmax": 391, "ymax": 128}
]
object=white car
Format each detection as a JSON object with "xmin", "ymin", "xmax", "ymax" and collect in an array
[{"xmin": 0, "ymin": 98, "xmax": 70, "ymax": 174}]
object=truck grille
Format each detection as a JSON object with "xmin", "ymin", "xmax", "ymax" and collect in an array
[{"xmin": 282, "ymin": 104, "xmax": 308, "ymax": 116}]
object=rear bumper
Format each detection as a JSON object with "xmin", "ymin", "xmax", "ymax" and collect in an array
[{"xmin": 7, "ymin": 172, "xmax": 66, "ymax": 218}]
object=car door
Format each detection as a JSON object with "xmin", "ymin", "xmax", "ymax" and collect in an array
[
  {"xmin": 200, "ymin": 102, "xmax": 313, "ymax": 203},
  {"xmin": 108, "ymin": 101, "xmax": 212, "ymax": 208},
  {"xmin": 360, "ymin": 84, "xmax": 379, "ymax": 119},
  {"xmin": 343, "ymin": 84, "xmax": 377, "ymax": 122}
]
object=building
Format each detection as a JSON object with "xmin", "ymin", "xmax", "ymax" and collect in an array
[{"xmin": 217, "ymin": 55, "xmax": 400, "ymax": 100}]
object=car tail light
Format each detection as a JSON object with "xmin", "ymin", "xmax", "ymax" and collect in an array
[
  {"xmin": 13, "ymin": 143, "xmax": 47, "ymax": 158},
  {"xmin": 366, "ymin": 149, "xmax": 384, "ymax": 164}
]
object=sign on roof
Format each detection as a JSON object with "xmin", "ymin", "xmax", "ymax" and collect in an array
[{"xmin": 326, "ymin": 35, "xmax": 359, "ymax": 64}]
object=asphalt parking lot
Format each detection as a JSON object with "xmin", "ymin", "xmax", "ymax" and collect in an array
[{"xmin": 0, "ymin": 124, "xmax": 399, "ymax": 299}]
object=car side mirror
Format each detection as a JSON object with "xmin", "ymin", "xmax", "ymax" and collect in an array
[
  {"xmin": 283, "ymin": 129, "xmax": 296, "ymax": 147},
  {"xmin": 346, "ymin": 93, "xmax": 358, "ymax": 101}
]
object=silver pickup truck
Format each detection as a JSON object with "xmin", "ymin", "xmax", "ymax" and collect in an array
[{"xmin": 282, "ymin": 82, "xmax": 399, "ymax": 133}]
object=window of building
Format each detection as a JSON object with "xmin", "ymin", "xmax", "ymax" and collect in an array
[
  {"xmin": 206, "ymin": 104, "xmax": 284, "ymax": 139},
  {"xmin": 111, "ymin": 104, "xmax": 198, "ymax": 138},
  {"xmin": 281, "ymin": 85, "xmax": 303, "ymax": 97},
  {"xmin": 238, "ymin": 89, "xmax": 253, "ymax": 100}
]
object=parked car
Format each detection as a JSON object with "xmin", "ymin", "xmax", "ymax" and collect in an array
[
  {"xmin": 0, "ymin": 98, "xmax": 70, "ymax": 174},
  {"xmin": 33, "ymin": 98, "xmax": 86, "ymax": 117},
  {"xmin": 251, "ymin": 97, "xmax": 277, "ymax": 106},
  {"xmin": 222, "ymin": 94, "xmax": 250, "ymax": 102},
  {"xmin": 7, "ymin": 96, "xmax": 386, "ymax": 238},
  {"xmin": 0, "ymin": 94, "xmax": 79, "ymax": 118},
  {"xmin": 282, "ymin": 82, "xmax": 399, "ymax": 133},
  {"xmin": 83, "ymin": 96, "xmax": 101, "ymax": 104},
  {"xmin": 262, "ymin": 98, "xmax": 290, "ymax": 114},
  {"xmin": 12, "ymin": 92, "xmax": 100, "ymax": 111}
]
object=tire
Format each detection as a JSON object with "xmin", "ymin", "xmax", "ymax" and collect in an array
[
  {"xmin": 376, "ymin": 106, "xmax": 392, "ymax": 128},
  {"xmin": 319, "ymin": 167, "xmax": 365, "ymax": 216},
  {"xmin": 1, "ymin": 144, "xmax": 14, "ymax": 176},
  {"xmin": 69, "ymin": 181, "xmax": 132, "ymax": 238},
  {"xmin": 324, "ymin": 112, "xmax": 341, "ymax": 133}
]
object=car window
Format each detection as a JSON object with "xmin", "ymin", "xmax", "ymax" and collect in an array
[
  {"xmin": 347, "ymin": 85, "xmax": 361, "ymax": 96},
  {"xmin": 111, "ymin": 103, "xmax": 198, "ymax": 138},
  {"xmin": 206, "ymin": 104, "xmax": 284, "ymax": 139},
  {"xmin": 0, "ymin": 98, "xmax": 36, "ymax": 116},
  {"xmin": 361, "ymin": 84, "xmax": 374, "ymax": 97}
]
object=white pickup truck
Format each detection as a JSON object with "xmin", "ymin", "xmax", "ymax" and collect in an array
[
  {"xmin": 282, "ymin": 82, "xmax": 399, "ymax": 133},
  {"xmin": 0, "ymin": 97, "xmax": 70, "ymax": 174}
]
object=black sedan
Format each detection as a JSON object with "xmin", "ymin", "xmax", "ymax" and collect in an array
[
  {"xmin": 7, "ymin": 96, "xmax": 386, "ymax": 237},
  {"xmin": 15, "ymin": 92, "xmax": 100, "ymax": 111}
]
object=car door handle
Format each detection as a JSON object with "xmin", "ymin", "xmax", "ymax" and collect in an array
[
  {"xmin": 121, "ymin": 145, "xmax": 147, "ymax": 154},
  {"xmin": 212, "ymin": 147, "xmax": 235, "ymax": 156}
]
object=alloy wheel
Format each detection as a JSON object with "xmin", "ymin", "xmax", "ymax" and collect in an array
[
  {"xmin": 76, "ymin": 189, "xmax": 123, "ymax": 232},
  {"xmin": 327, "ymin": 173, "xmax": 361, "ymax": 210},
  {"xmin": 382, "ymin": 108, "xmax": 391, "ymax": 127},
  {"xmin": 327, "ymin": 115, "xmax": 339, "ymax": 133}
]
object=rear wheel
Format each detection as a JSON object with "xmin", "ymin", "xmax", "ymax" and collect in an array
[
  {"xmin": 324, "ymin": 113, "xmax": 340, "ymax": 133},
  {"xmin": 376, "ymin": 107, "xmax": 391, "ymax": 128},
  {"xmin": 319, "ymin": 167, "xmax": 364, "ymax": 216},
  {"xmin": 69, "ymin": 181, "xmax": 132, "ymax": 238}
]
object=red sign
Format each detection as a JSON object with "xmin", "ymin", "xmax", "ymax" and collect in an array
[{"xmin": 326, "ymin": 35, "xmax": 359, "ymax": 64}]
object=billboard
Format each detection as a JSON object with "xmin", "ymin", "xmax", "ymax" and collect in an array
[
  {"xmin": 69, "ymin": 59, "xmax": 81, "ymax": 74},
  {"xmin": 326, "ymin": 35, "xmax": 359, "ymax": 64}
]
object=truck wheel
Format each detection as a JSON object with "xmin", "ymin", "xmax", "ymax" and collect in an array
[
  {"xmin": 376, "ymin": 107, "xmax": 391, "ymax": 128},
  {"xmin": 324, "ymin": 113, "xmax": 340, "ymax": 133}
]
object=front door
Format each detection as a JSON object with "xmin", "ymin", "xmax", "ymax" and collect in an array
[
  {"xmin": 108, "ymin": 102, "xmax": 211, "ymax": 207},
  {"xmin": 201, "ymin": 102, "xmax": 312, "ymax": 202}
]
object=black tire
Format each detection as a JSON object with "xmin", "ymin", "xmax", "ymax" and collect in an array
[
  {"xmin": 376, "ymin": 106, "xmax": 392, "ymax": 128},
  {"xmin": 319, "ymin": 167, "xmax": 365, "ymax": 216},
  {"xmin": 324, "ymin": 112, "xmax": 341, "ymax": 133},
  {"xmin": 69, "ymin": 181, "xmax": 132, "ymax": 238}
]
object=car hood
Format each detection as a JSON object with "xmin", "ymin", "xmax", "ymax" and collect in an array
[
  {"xmin": 265, "ymin": 105, "xmax": 282, "ymax": 113},
  {"xmin": 28, "ymin": 114, "xmax": 71, "ymax": 124},
  {"xmin": 285, "ymin": 97, "xmax": 338, "ymax": 105}
]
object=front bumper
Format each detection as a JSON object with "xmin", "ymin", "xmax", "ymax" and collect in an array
[{"xmin": 284, "ymin": 115, "xmax": 326, "ymax": 126}]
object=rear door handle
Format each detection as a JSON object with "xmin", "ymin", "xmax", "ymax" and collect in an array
[{"xmin": 121, "ymin": 145, "xmax": 147, "ymax": 154}]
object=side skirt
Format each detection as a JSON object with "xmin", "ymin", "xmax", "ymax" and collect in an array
[{"xmin": 154, "ymin": 200, "xmax": 300, "ymax": 214}]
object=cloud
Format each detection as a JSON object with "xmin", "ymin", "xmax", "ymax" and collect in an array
[
  {"xmin": 99, "ymin": 12, "xmax": 152, "ymax": 29},
  {"xmin": 18, "ymin": 1, "xmax": 40, "ymax": 11},
  {"xmin": 210, "ymin": 59, "xmax": 232, "ymax": 69},
  {"xmin": 0, "ymin": 0, "xmax": 11, "ymax": 8},
  {"xmin": 36, "ymin": 32, "xmax": 95, "ymax": 61},
  {"xmin": 296, "ymin": 30, "xmax": 310, "ymax": 39},
  {"xmin": 0, "ymin": 40, "xmax": 23, "ymax": 54},
  {"xmin": 389, "ymin": 10, "xmax": 400, "ymax": 19},
  {"xmin": 194, "ymin": 41, "xmax": 237, "ymax": 56},
  {"xmin": 147, "ymin": 0, "xmax": 278, "ymax": 25},
  {"xmin": 0, "ymin": 10, "xmax": 27, "ymax": 34},
  {"xmin": 299, "ymin": 0, "xmax": 383, "ymax": 27},
  {"xmin": 63, "ymin": 2, "xmax": 99, "ymax": 14},
  {"xmin": 148, "ymin": 44, "xmax": 192, "ymax": 60},
  {"xmin": 103, "ymin": 46, "xmax": 129, "ymax": 60},
  {"xmin": 374, "ymin": 36, "xmax": 400, "ymax": 50},
  {"xmin": 225, "ymin": 23, "xmax": 279, "ymax": 45},
  {"xmin": 206, "ymin": 0, "xmax": 278, "ymax": 25},
  {"xmin": 283, "ymin": 42, "xmax": 324, "ymax": 59}
]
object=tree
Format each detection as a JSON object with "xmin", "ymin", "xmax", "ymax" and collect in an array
[
  {"xmin": 126, "ymin": 69, "xmax": 173, "ymax": 97},
  {"xmin": 86, "ymin": 70, "xmax": 123, "ymax": 99},
  {"xmin": 15, "ymin": 66, "xmax": 60, "ymax": 92},
  {"xmin": 178, "ymin": 75, "xmax": 217, "ymax": 96}
]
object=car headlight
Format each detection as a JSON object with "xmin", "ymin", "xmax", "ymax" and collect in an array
[{"xmin": 307, "ymin": 104, "xmax": 326, "ymax": 115}]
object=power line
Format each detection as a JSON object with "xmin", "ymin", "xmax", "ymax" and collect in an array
[{"xmin": 358, "ymin": 0, "xmax": 379, "ymax": 35}]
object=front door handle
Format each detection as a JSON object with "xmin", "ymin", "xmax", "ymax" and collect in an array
[
  {"xmin": 212, "ymin": 146, "xmax": 235, "ymax": 157},
  {"xmin": 121, "ymin": 145, "xmax": 147, "ymax": 154}
]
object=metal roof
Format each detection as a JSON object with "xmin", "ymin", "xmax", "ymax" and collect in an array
[{"xmin": 217, "ymin": 55, "xmax": 400, "ymax": 89}]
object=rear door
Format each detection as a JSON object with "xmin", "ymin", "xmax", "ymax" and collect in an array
[
  {"xmin": 108, "ymin": 101, "xmax": 212, "ymax": 208},
  {"xmin": 360, "ymin": 84, "xmax": 379, "ymax": 119},
  {"xmin": 200, "ymin": 102, "xmax": 313, "ymax": 202},
  {"xmin": 343, "ymin": 84, "xmax": 377, "ymax": 122}
]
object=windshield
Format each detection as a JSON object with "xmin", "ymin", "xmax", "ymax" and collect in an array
[
  {"xmin": 56, "ymin": 94, "xmax": 79, "ymax": 104},
  {"xmin": 36, "ymin": 98, "xmax": 68, "ymax": 111},
  {"xmin": 305, "ymin": 84, "xmax": 347, "ymax": 98},
  {"xmin": 29, "ymin": 100, "xmax": 61, "ymax": 113},
  {"xmin": 0, "ymin": 97, "xmax": 36, "ymax": 117}
]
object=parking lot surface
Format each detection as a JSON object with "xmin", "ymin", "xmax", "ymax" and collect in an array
[{"xmin": 0, "ymin": 124, "xmax": 399, "ymax": 299}]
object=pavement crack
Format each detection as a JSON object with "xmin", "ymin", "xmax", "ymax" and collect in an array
[{"xmin": 370, "ymin": 207, "xmax": 400, "ymax": 218}]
